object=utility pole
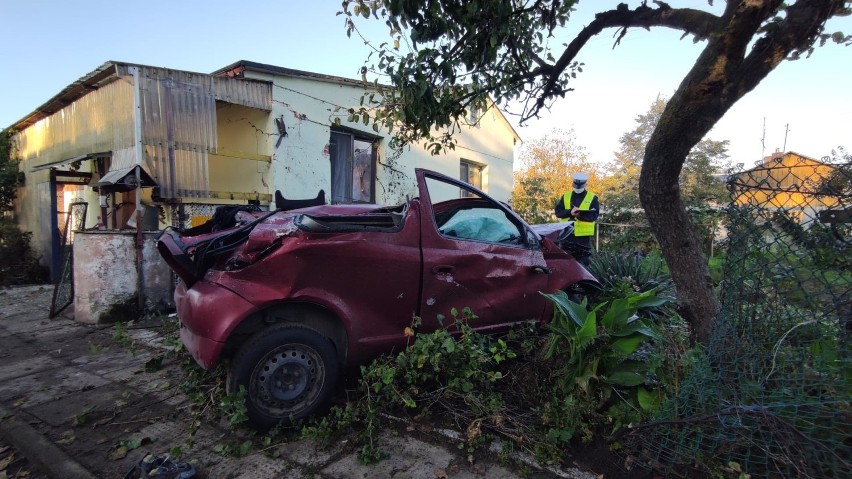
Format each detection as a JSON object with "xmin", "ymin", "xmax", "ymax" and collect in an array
[{"xmin": 783, "ymin": 123, "xmax": 790, "ymax": 152}]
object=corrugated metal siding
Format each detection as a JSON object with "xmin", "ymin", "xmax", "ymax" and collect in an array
[
  {"xmin": 14, "ymin": 79, "xmax": 134, "ymax": 167},
  {"xmin": 16, "ymin": 62, "xmax": 272, "ymax": 199},
  {"xmin": 213, "ymin": 76, "xmax": 271, "ymax": 111},
  {"xmin": 118, "ymin": 65, "xmax": 272, "ymax": 198},
  {"xmin": 130, "ymin": 66, "xmax": 216, "ymax": 198}
]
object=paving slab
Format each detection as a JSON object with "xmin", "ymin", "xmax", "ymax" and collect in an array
[
  {"xmin": 71, "ymin": 348, "xmax": 155, "ymax": 376},
  {"xmin": 321, "ymin": 429, "xmax": 464, "ymax": 479},
  {"xmin": 275, "ymin": 437, "xmax": 344, "ymax": 469},
  {"xmin": 19, "ymin": 323, "xmax": 96, "ymax": 345},
  {"xmin": 0, "ymin": 356, "xmax": 64, "ymax": 382},
  {"xmin": 0, "ymin": 334, "xmax": 30, "ymax": 356},
  {"xmin": 0, "ymin": 367, "xmax": 110, "ymax": 408},
  {"xmin": 24, "ymin": 382, "xmax": 143, "ymax": 427},
  {"xmin": 212, "ymin": 452, "xmax": 305, "ymax": 479}
]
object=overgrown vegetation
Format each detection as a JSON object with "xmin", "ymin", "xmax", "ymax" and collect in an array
[
  {"xmin": 294, "ymin": 257, "xmax": 692, "ymax": 472},
  {"xmin": 0, "ymin": 129, "xmax": 47, "ymax": 286}
]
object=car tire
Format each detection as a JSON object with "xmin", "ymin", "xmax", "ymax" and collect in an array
[{"xmin": 227, "ymin": 325, "xmax": 339, "ymax": 429}]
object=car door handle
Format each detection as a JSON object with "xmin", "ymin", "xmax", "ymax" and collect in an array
[
  {"xmin": 432, "ymin": 265, "xmax": 455, "ymax": 274},
  {"xmin": 531, "ymin": 265, "xmax": 552, "ymax": 274}
]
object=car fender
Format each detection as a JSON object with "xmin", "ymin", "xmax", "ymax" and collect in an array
[{"xmin": 175, "ymin": 279, "xmax": 259, "ymax": 369}]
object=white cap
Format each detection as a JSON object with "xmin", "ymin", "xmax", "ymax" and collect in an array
[{"xmin": 572, "ymin": 172, "xmax": 589, "ymax": 182}]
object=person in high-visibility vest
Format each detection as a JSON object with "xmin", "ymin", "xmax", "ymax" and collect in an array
[{"xmin": 554, "ymin": 172, "xmax": 599, "ymax": 266}]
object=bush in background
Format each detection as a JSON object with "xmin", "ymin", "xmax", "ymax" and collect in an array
[{"xmin": 0, "ymin": 218, "xmax": 48, "ymax": 286}]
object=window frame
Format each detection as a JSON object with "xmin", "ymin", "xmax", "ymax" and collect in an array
[
  {"xmin": 459, "ymin": 159, "xmax": 484, "ymax": 198},
  {"xmin": 329, "ymin": 128, "xmax": 379, "ymax": 204}
]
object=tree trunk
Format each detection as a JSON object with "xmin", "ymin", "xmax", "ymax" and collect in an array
[
  {"xmin": 640, "ymin": 143, "xmax": 720, "ymax": 345},
  {"xmin": 639, "ymin": 0, "xmax": 844, "ymax": 345}
]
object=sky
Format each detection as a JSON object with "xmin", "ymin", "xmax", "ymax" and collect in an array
[{"xmin": 1, "ymin": 0, "xmax": 850, "ymax": 170}]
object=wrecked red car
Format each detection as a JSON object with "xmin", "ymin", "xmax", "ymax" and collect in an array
[{"xmin": 157, "ymin": 168, "xmax": 599, "ymax": 428}]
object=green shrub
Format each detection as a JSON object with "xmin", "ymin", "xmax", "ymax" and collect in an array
[
  {"xmin": 0, "ymin": 218, "xmax": 48, "ymax": 286},
  {"xmin": 540, "ymin": 289, "xmax": 682, "ymax": 442},
  {"xmin": 299, "ymin": 292, "xmax": 693, "ymax": 467}
]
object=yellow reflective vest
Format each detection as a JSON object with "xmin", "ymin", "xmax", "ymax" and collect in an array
[{"xmin": 561, "ymin": 191, "xmax": 597, "ymax": 237}]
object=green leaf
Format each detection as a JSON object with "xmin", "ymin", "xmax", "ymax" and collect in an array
[
  {"xmin": 611, "ymin": 334, "xmax": 645, "ymax": 355},
  {"xmin": 604, "ymin": 371, "xmax": 645, "ymax": 387},
  {"xmin": 633, "ymin": 296, "xmax": 670, "ymax": 309},
  {"xmin": 577, "ymin": 312, "xmax": 597, "ymax": 347},
  {"xmin": 239, "ymin": 440, "xmax": 253, "ymax": 456},
  {"xmin": 541, "ymin": 291, "xmax": 587, "ymax": 327},
  {"xmin": 601, "ymin": 298, "xmax": 632, "ymax": 330},
  {"xmin": 610, "ymin": 320, "xmax": 658, "ymax": 339},
  {"xmin": 637, "ymin": 387, "xmax": 661, "ymax": 412},
  {"xmin": 631, "ymin": 325, "xmax": 660, "ymax": 339},
  {"xmin": 144, "ymin": 356, "xmax": 163, "ymax": 372}
]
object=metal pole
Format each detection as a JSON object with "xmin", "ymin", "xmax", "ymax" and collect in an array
[
  {"xmin": 131, "ymin": 66, "xmax": 145, "ymax": 314},
  {"xmin": 595, "ymin": 223, "xmax": 600, "ymax": 252}
]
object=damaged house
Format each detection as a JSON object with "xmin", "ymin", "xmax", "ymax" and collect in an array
[{"xmin": 7, "ymin": 60, "xmax": 519, "ymax": 321}]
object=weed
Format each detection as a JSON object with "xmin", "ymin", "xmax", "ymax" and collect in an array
[
  {"xmin": 212, "ymin": 440, "xmax": 253, "ymax": 458},
  {"xmin": 72, "ymin": 406, "xmax": 96, "ymax": 426},
  {"xmin": 112, "ymin": 321, "xmax": 138, "ymax": 355},
  {"xmin": 87, "ymin": 342, "xmax": 105, "ymax": 355},
  {"xmin": 219, "ymin": 386, "xmax": 249, "ymax": 428}
]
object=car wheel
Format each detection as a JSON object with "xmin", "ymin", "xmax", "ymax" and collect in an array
[{"xmin": 228, "ymin": 325, "xmax": 339, "ymax": 429}]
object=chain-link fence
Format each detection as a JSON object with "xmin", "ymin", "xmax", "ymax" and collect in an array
[
  {"xmin": 622, "ymin": 155, "xmax": 851, "ymax": 477},
  {"xmin": 50, "ymin": 202, "xmax": 88, "ymax": 317}
]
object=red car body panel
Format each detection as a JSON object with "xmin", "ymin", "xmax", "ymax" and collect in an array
[
  {"xmin": 157, "ymin": 168, "xmax": 599, "ymax": 371},
  {"xmin": 175, "ymin": 280, "xmax": 256, "ymax": 369}
]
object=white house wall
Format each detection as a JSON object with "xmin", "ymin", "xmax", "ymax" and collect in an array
[{"xmin": 241, "ymin": 70, "xmax": 516, "ymax": 206}]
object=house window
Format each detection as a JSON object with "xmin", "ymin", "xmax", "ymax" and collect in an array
[
  {"xmin": 459, "ymin": 160, "xmax": 483, "ymax": 197},
  {"xmin": 329, "ymin": 130, "xmax": 376, "ymax": 204}
]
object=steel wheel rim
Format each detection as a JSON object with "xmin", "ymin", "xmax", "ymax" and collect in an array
[{"xmin": 250, "ymin": 344, "xmax": 325, "ymax": 417}]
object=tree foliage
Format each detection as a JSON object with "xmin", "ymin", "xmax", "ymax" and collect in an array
[
  {"xmin": 511, "ymin": 129, "xmax": 601, "ymax": 224},
  {"xmin": 600, "ymin": 96, "xmax": 729, "ymax": 253},
  {"xmin": 0, "ymin": 129, "xmax": 22, "ymax": 214},
  {"xmin": 823, "ymin": 146, "xmax": 852, "ymax": 196},
  {"xmin": 341, "ymin": 0, "xmax": 851, "ymax": 345},
  {"xmin": 0, "ymin": 128, "xmax": 46, "ymax": 285}
]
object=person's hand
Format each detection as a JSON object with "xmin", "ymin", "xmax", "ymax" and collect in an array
[{"xmin": 570, "ymin": 207, "xmax": 580, "ymax": 216}]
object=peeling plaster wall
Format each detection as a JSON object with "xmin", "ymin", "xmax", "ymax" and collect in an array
[
  {"xmin": 241, "ymin": 70, "xmax": 517, "ymax": 206},
  {"xmin": 73, "ymin": 232, "xmax": 173, "ymax": 324}
]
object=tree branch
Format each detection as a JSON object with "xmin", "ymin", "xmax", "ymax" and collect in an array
[{"xmin": 529, "ymin": 4, "xmax": 723, "ymax": 121}]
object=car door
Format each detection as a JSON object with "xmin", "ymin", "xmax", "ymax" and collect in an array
[{"xmin": 416, "ymin": 169, "xmax": 550, "ymax": 333}]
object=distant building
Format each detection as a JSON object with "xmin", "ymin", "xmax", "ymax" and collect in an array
[{"xmin": 728, "ymin": 150, "xmax": 842, "ymax": 224}]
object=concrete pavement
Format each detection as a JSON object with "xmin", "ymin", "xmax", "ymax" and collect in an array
[{"xmin": 0, "ymin": 284, "xmax": 597, "ymax": 479}]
